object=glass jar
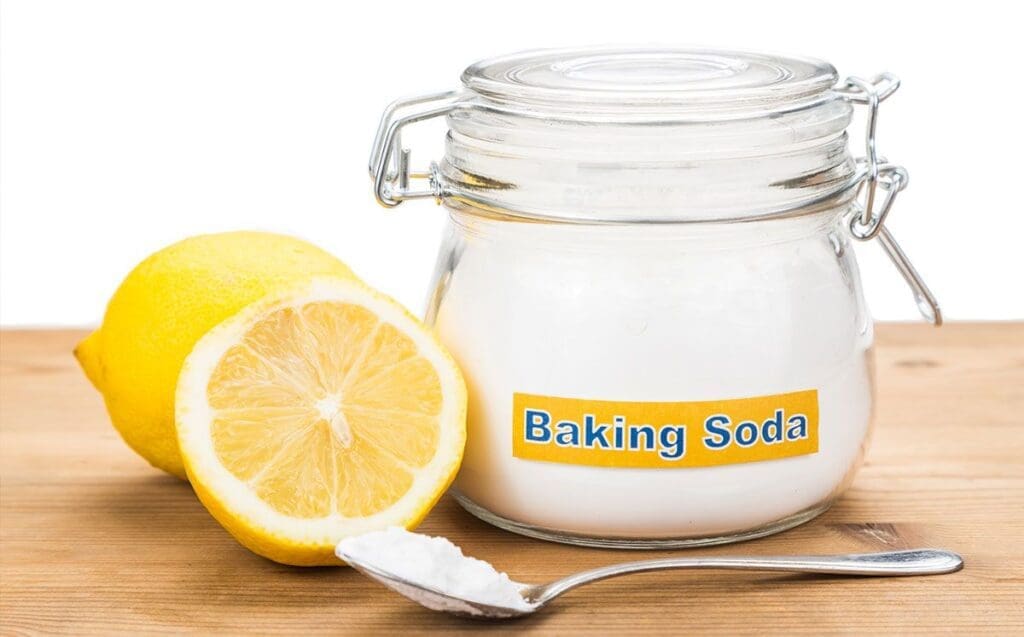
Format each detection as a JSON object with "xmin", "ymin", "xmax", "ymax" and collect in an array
[{"xmin": 369, "ymin": 48, "xmax": 940, "ymax": 548}]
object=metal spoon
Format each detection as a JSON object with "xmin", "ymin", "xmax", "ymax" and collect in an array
[{"xmin": 338, "ymin": 547, "xmax": 963, "ymax": 619}]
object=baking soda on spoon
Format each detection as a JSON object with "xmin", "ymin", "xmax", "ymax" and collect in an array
[
  {"xmin": 336, "ymin": 528, "xmax": 535, "ymax": 615},
  {"xmin": 337, "ymin": 529, "xmax": 963, "ymax": 620}
]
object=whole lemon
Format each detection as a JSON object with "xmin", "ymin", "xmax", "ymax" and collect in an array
[{"xmin": 75, "ymin": 231, "xmax": 355, "ymax": 479}]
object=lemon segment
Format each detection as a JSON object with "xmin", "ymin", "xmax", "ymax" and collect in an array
[{"xmin": 175, "ymin": 278, "xmax": 467, "ymax": 566}]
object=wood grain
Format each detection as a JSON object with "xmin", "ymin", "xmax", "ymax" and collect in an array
[{"xmin": 1, "ymin": 325, "xmax": 1022, "ymax": 635}]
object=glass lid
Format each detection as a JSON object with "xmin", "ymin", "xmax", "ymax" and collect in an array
[{"xmin": 461, "ymin": 47, "xmax": 839, "ymax": 119}]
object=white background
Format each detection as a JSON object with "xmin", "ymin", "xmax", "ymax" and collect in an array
[{"xmin": 2, "ymin": 0, "xmax": 1021, "ymax": 326}]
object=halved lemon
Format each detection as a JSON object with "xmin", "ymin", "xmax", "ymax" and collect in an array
[{"xmin": 175, "ymin": 278, "xmax": 466, "ymax": 566}]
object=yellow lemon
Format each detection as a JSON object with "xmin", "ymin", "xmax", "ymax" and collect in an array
[
  {"xmin": 74, "ymin": 232, "xmax": 355, "ymax": 479},
  {"xmin": 175, "ymin": 277, "xmax": 467, "ymax": 565}
]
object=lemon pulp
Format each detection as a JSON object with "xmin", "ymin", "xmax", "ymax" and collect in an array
[{"xmin": 176, "ymin": 279, "xmax": 466, "ymax": 565}]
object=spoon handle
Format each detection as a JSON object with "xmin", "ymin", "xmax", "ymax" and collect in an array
[{"xmin": 532, "ymin": 549, "xmax": 962, "ymax": 604}]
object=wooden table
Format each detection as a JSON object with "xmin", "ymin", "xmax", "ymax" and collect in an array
[{"xmin": 2, "ymin": 325, "xmax": 1022, "ymax": 634}]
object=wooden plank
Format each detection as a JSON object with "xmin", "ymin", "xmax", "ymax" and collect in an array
[{"xmin": 1, "ymin": 325, "xmax": 1022, "ymax": 634}]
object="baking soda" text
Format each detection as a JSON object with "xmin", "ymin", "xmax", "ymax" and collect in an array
[
  {"xmin": 512, "ymin": 390, "xmax": 819, "ymax": 469},
  {"xmin": 523, "ymin": 408, "xmax": 809, "ymax": 462}
]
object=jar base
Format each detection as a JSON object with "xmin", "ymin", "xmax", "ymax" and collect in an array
[{"xmin": 451, "ymin": 492, "xmax": 833, "ymax": 549}]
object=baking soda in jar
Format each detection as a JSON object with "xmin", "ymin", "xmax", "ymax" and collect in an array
[{"xmin": 369, "ymin": 47, "xmax": 938, "ymax": 547}]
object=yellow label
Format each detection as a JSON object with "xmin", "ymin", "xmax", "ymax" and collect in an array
[{"xmin": 512, "ymin": 390, "xmax": 818, "ymax": 469}]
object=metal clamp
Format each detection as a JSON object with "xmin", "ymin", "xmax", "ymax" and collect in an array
[
  {"xmin": 368, "ymin": 91, "xmax": 465, "ymax": 207},
  {"xmin": 838, "ymin": 74, "xmax": 942, "ymax": 326}
]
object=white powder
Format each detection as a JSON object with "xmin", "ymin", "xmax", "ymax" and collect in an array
[
  {"xmin": 433, "ymin": 211, "xmax": 874, "ymax": 541},
  {"xmin": 336, "ymin": 528, "xmax": 535, "ymax": 614}
]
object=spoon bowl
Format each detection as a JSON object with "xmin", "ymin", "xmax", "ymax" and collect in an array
[{"xmin": 337, "ymin": 549, "xmax": 536, "ymax": 618}]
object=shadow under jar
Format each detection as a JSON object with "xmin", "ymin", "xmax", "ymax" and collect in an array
[{"xmin": 369, "ymin": 47, "xmax": 940, "ymax": 548}]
